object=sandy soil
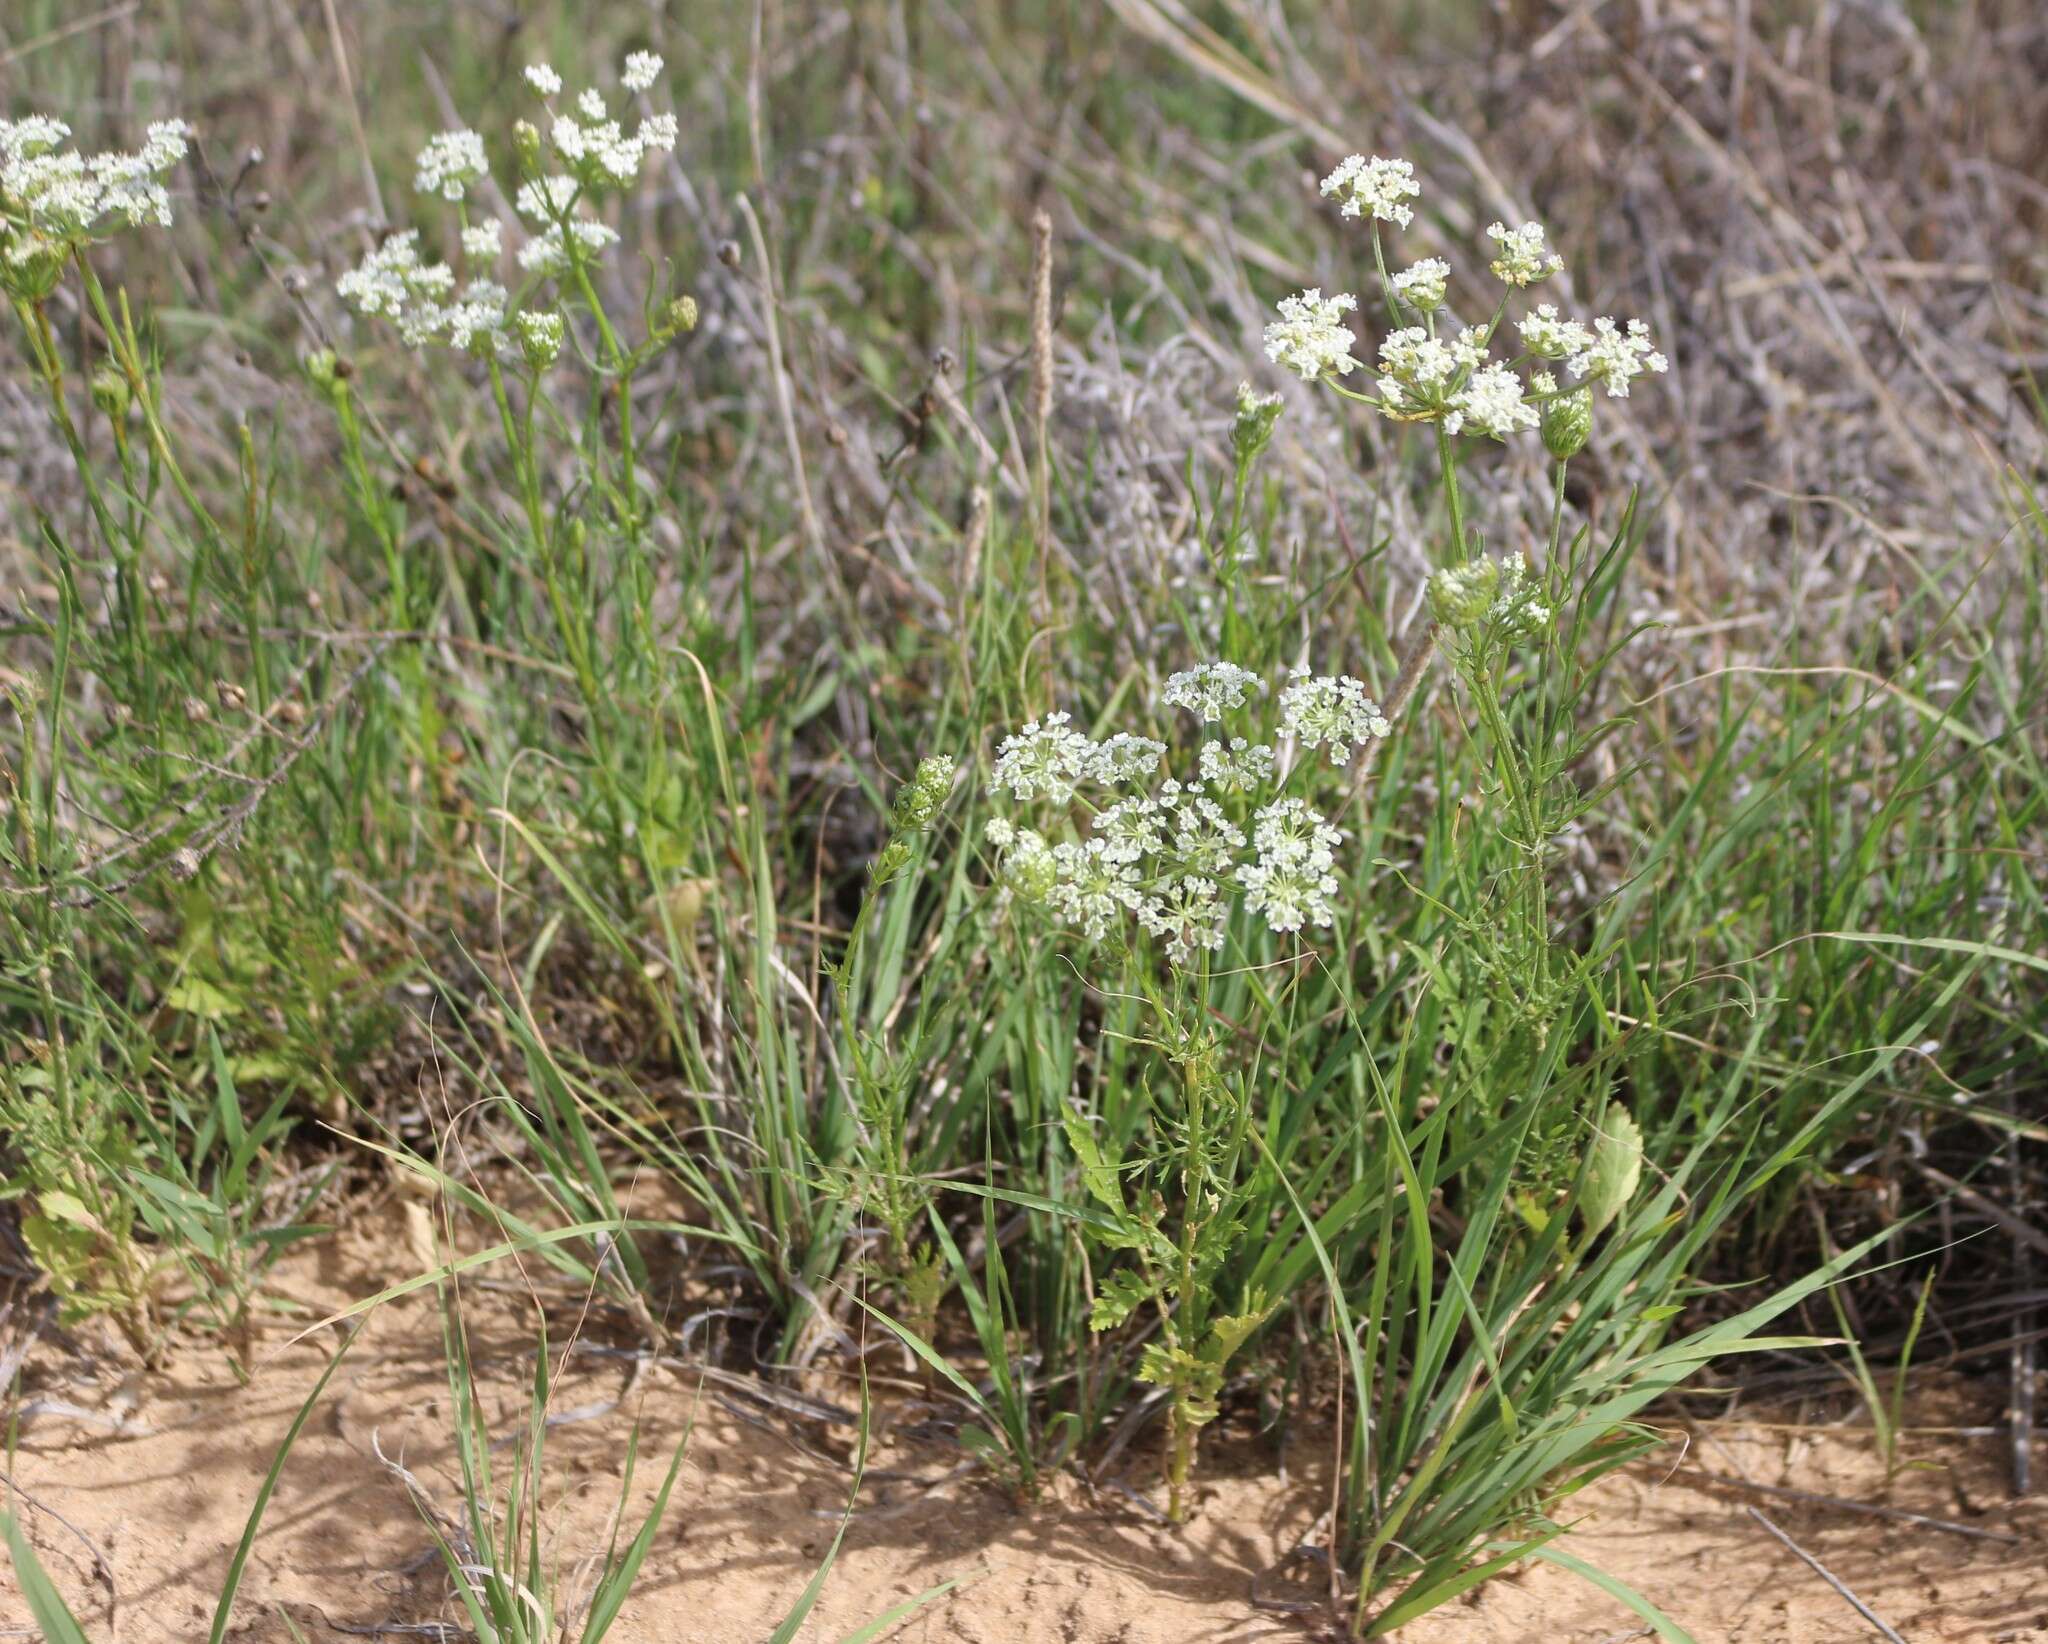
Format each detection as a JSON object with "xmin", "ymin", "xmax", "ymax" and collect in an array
[{"xmin": 4, "ymin": 1227, "xmax": 2041, "ymax": 1643}]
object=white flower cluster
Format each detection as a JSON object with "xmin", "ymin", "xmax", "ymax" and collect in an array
[
  {"xmin": 337, "ymin": 229, "xmax": 512, "ymax": 353},
  {"xmin": 0, "ymin": 116, "xmax": 190, "ymax": 286},
  {"xmin": 984, "ymin": 663, "xmax": 1374, "ymax": 960},
  {"xmin": 1319, "ymin": 154, "xmax": 1418, "ymax": 226},
  {"xmin": 1375, "ymin": 325, "xmax": 1536, "ymax": 440},
  {"xmin": 1485, "ymin": 221, "xmax": 1563, "ymax": 288},
  {"xmin": 1237, "ymin": 798, "xmax": 1342, "ymax": 934},
  {"xmin": 1278, "ymin": 667, "xmax": 1392, "ymax": 764},
  {"xmin": 524, "ymin": 60, "xmax": 677, "ymax": 203},
  {"xmin": 1391, "ymin": 257, "xmax": 1448, "ymax": 311},
  {"xmin": 1566, "ymin": 315, "xmax": 1669, "ymax": 399},
  {"xmin": 336, "ymin": 55, "xmax": 678, "ymax": 355},
  {"xmin": 1264, "ymin": 157, "xmax": 1668, "ymax": 444},
  {"xmin": 1162, "ymin": 662, "xmax": 1261, "ymax": 722},
  {"xmin": 1262, "ymin": 288, "xmax": 1356, "ymax": 382},
  {"xmin": 413, "ymin": 129, "xmax": 487, "ymax": 201}
]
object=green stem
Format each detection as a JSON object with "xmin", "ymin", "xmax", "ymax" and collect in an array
[{"xmin": 1435, "ymin": 424, "xmax": 1470, "ymax": 565}]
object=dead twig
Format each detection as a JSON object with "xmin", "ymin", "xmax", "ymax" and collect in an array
[{"xmin": 1747, "ymin": 1507, "xmax": 1907, "ymax": 1644}]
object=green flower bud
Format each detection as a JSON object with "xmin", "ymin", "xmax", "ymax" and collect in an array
[
  {"xmin": 1541, "ymin": 384, "xmax": 1593, "ymax": 462},
  {"xmin": 1230, "ymin": 381, "xmax": 1283, "ymax": 467},
  {"xmin": 512, "ymin": 119, "xmax": 542, "ymax": 174},
  {"xmin": 90, "ymin": 365, "xmax": 130, "ymax": 421},
  {"xmin": 1429, "ymin": 558, "xmax": 1500, "ymax": 629},
  {"xmin": 889, "ymin": 754, "xmax": 956, "ymax": 833},
  {"xmin": 515, "ymin": 310, "xmax": 564, "ymax": 368},
  {"xmin": 657, "ymin": 294, "xmax": 699, "ymax": 339},
  {"xmin": 303, "ymin": 348, "xmax": 350, "ymax": 407},
  {"xmin": 0, "ymin": 232, "xmax": 68, "ymax": 303}
]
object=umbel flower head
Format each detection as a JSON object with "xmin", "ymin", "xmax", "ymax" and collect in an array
[
  {"xmin": 1319, "ymin": 154, "xmax": 1419, "ymax": 226},
  {"xmin": 1265, "ymin": 154, "xmax": 1667, "ymax": 451},
  {"xmin": 336, "ymin": 54, "xmax": 678, "ymax": 358},
  {"xmin": 1, "ymin": 115, "xmax": 191, "ymax": 295},
  {"xmin": 1262, "ymin": 289, "xmax": 1356, "ymax": 382},
  {"xmin": 982, "ymin": 661, "xmax": 1384, "ymax": 961},
  {"xmin": 1486, "ymin": 221, "xmax": 1563, "ymax": 288}
]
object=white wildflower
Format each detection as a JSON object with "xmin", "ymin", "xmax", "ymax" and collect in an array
[
  {"xmin": 550, "ymin": 115, "xmax": 590, "ymax": 163},
  {"xmin": 0, "ymin": 116, "xmax": 71, "ymax": 160},
  {"xmin": 443, "ymin": 282, "xmax": 508, "ymax": 353},
  {"xmin": 1237, "ymin": 858, "xmax": 1339, "ymax": 934},
  {"xmin": 515, "ymin": 175, "xmax": 580, "ymax": 222},
  {"xmin": 1167, "ymin": 795, "xmax": 1246, "ymax": 878},
  {"xmin": 622, "ymin": 51, "xmax": 664, "ymax": 92},
  {"xmin": 990, "ymin": 711, "xmax": 1098, "ymax": 804},
  {"xmin": 1048, "ymin": 839, "xmax": 1140, "ymax": 940},
  {"xmin": 524, "ymin": 64, "xmax": 564, "ymax": 97},
  {"xmin": 1375, "ymin": 326, "xmax": 1460, "ymax": 423},
  {"xmin": 1566, "ymin": 316, "xmax": 1668, "ymax": 399},
  {"xmin": 1319, "ymin": 154, "xmax": 1418, "ymax": 227},
  {"xmin": 1450, "ymin": 362, "xmax": 1539, "ymax": 440},
  {"xmin": 1486, "ymin": 221, "xmax": 1563, "ymax": 287},
  {"xmin": 461, "ymin": 219, "xmax": 503, "ymax": 261},
  {"xmin": 1137, "ymin": 876, "xmax": 1227, "ymax": 966},
  {"xmin": 1263, "ymin": 288, "xmax": 1358, "ymax": 382},
  {"xmin": 988, "ymin": 823, "xmax": 1057, "ymax": 904},
  {"xmin": 1487, "ymin": 551, "xmax": 1553, "ymax": 635},
  {"xmin": 1163, "ymin": 661, "xmax": 1260, "ymax": 722},
  {"xmin": 1091, "ymin": 732, "xmax": 1166, "ymax": 784},
  {"xmin": 1391, "ymin": 257, "xmax": 1448, "ymax": 311},
  {"xmin": 336, "ymin": 231, "xmax": 454, "ymax": 322},
  {"xmin": 577, "ymin": 88, "xmax": 607, "ymax": 121},
  {"xmin": 1197, "ymin": 738, "xmax": 1275, "ymax": 792},
  {"xmin": 1, "ymin": 116, "xmax": 191, "ymax": 242},
  {"xmin": 1517, "ymin": 303, "xmax": 1590, "ymax": 360},
  {"xmin": 1250, "ymin": 797, "xmax": 1342, "ymax": 873},
  {"xmin": 1095, "ymin": 798, "xmax": 1165, "ymax": 865},
  {"xmin": 516, "ymin": 219, "xmax": 619, "ymax": 274},
  {"xmin": 1279, "ymin": 671, "xmax": 1390, "ymax": 763},
  {"xmin": 1451, "ymin": 326, "xmax": 1491, "ymax": 370},
  {"xmin": 413, "ymin": 129, "xmax": 487, "ymax": 201}
]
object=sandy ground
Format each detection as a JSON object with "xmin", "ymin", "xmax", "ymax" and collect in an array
[{"xmin": 4, "ymin": 1227, "xmax": 2041, "ymax": 1643}]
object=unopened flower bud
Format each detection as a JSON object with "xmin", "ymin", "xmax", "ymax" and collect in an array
[
  {"xmin": 1230, "ymin": 381, "xmax": 1283, "ymax": 467},
  {"xmin": 182, "ymin": 694, "xmax": 211, "ymax": 723},
  {"xmin": 0, "ymin": 235, "xmax": 66, "ymax": 303},
  {"xmin": 215, "ymin": 679, "xmax": 247, "ymax": 712},
  {"xmin": 658, "ymin": 294, "xmax": 698, "ymax": 338},
  {"xmin": 516, "ymin": 310, "xmax": 564, "ymax": 368},
  {"xmin": 1541, "ymin": 384, "xmax": 1593, "ymax": 461},
  {"xmin": 1429, "ymin": 558, "xmax": 1500, "ymax": 629},
  {"xmin": 512, "ymin": 119, "xmax": 542, "ymax": 173},
  {"xmin": 890, "ymin": 754, "xmax": 956, "ymax": 834},
  {"xmin": 90, "ymin": 365, "xmax": 130, "ymax": 421}
]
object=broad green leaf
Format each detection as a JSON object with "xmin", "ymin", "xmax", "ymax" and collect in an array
[{"xmin": 1580, "ymin": 1102, "xmax": 1644, "ymax": 1241}]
